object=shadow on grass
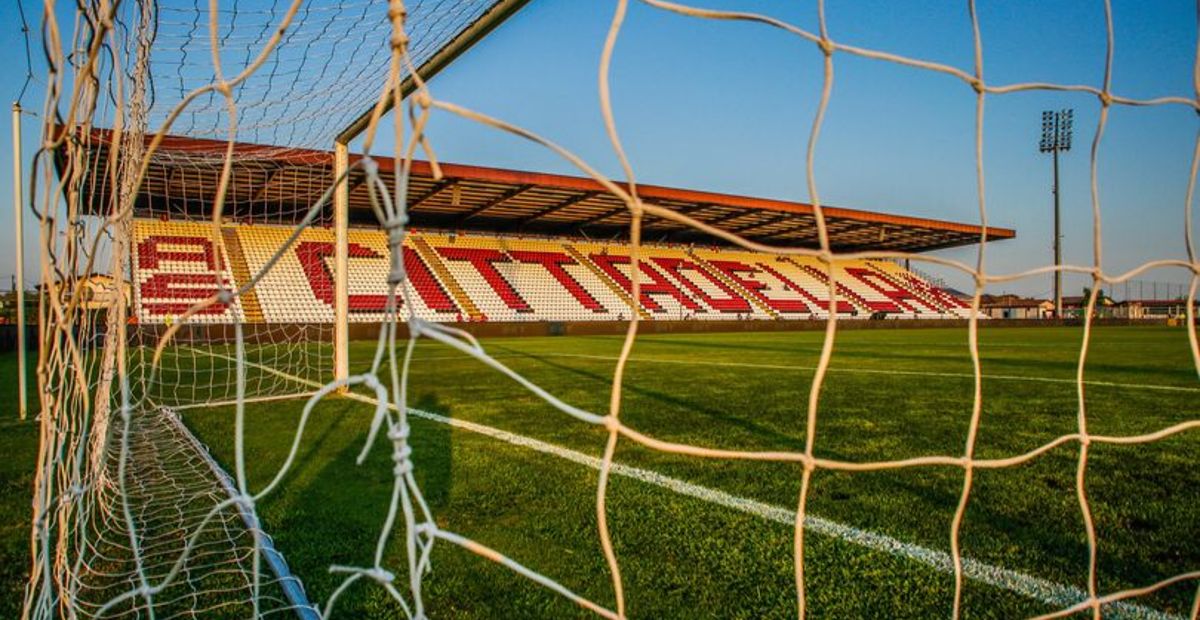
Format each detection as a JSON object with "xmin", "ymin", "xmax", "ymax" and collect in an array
[
  {"xmin": 490, "ymin": 343, "xmax": 1101, "ymax": 587},
  {"xmin": 412, "ymin": 393, "xmax": 454, "ymax": 513},
  {"xmin": 259, "ymin": 391, "xmax": 457, "ymax": 615},
  {"xmin": 592, "ymin": 332, "xmax": 1194, "ymax": 387},
  {"xmin": 488, "ymin": 345, "xmax": 808, "ymax": 452}
]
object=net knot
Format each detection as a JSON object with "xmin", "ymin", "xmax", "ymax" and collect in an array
[
  {"xmin": 387, "ymin": 425, "xmax": 411, "ymax": 441},
  {"xmin": 384, "ymin": 216, "xmax": 409, "ymax": 281},
  {"xmin": 1098, "ymin": 91, "xmax": 1113, "ymax": 107},
  {"xmin": 216, "ymin": 289, "xmax": 233, "ymax": 305},
  {"xmin": 969, "ymin": 78, "xmax": 984, "ymax": 94},
  {"xmin": 392, "ymin": 33, "xmax": 410, "ymax": 49},
  {"xmin": 365, "ymin": 567, "xmax": 396, "ymax": 584},
  {"xmin": 392, "ymin": 444, "xmax": 414, "ymax": 475},
  {"xmin": 361, "ymin": 156, "xmax": 379, "ymax": 177},
  {"xmin": 817, "ymin": 38, "xmax": 834, "ymax": 57},
  {"xmin": 60, "ymin": 484, "xmax": 85, "ymax": 504},
  {"xmin": 384, "ymin": 214, "xmax": 409, "ymax": 235},
  {"xmin": 602, "ymin": 415, "xmax": 621, "ymax": 432},
  {"xmin": 388, "ymin": 227, "xmax": 407, "ymax": 246},
  {"xmin": 362, "ymin": 373, "xmax": 382, "ymax": 391}
]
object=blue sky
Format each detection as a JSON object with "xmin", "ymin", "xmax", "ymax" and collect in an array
[{"xmin": 2, "ymin": 0, "xmax": 1197, "ymax": 298}]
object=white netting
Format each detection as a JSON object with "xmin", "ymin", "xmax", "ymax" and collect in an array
[
  {"xmin": 136, "ymin": 0, "xmax": 505, "ymax": 149},
  {"xmin": 125, "ymin": 150, "xmax": 337, "ymax": 407},
  {"xmin": 24, "ymin": 0, "xmax": 1200, "ymax": 619}
]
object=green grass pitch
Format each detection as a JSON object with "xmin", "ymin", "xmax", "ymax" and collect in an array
[{"xmin": 2, "ymin": 325, "xmax": 1198, "ymax": 618}]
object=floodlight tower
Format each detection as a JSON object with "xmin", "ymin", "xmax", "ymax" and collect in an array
[{"xmin": 1039, "ymin": 109, "xmax": 1072, "ymax": 318}]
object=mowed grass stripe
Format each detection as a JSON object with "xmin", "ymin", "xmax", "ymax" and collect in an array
[
  {"xmin": 192, "ymin": 346, "xmax": 1183, "ymax": 619},
  {"xmin": 422, "ymin": 351, "xmax": 1200, "ymax": 394}
]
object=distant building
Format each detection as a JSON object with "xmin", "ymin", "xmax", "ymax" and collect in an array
[
  {"xmin": 1062, "ymin": 295, "xmax": 1117, "ymax": 319},
  {"xmin": 979, "ymin": 295, "xmax": 1054, "ymax": 319},
  {"xmin": 1114, "ymin": 299, "xmax": 1195, "ymax": 319},
  {"xmin": 0, "ymin": 290, "xmax": 37, "ymax": 325}
]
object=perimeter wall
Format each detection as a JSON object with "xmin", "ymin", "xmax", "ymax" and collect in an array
[{"xmin": 125, "ymin": 318, "xmax": 1180, "ymax": 345}]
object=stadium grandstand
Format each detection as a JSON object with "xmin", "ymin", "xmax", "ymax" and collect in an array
[{"xmin": 72, "ymin": 130, "xmax": 1010, "ymax": 327}]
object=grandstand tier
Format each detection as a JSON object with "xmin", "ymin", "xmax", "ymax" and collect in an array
[{"xmin": 131, "ymin": 220, "xmax": 974, "ymax": 324}]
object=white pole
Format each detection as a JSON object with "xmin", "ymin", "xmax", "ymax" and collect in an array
[
  {"xmin": 12, "ymin": 102, "xmax": 27, "ymax": 420},
  {"xmin": 333, "ymin": 142, "xmax": 349, "ymax": 391}
]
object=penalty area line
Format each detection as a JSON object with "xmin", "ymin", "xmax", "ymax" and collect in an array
[
  {"xmin": 191, "ymin": 347, "xmax": 1182, "ymax": 619},
  {"xmin": 518, "ymin": 352, "xmax": 1200, "ymax": 394},
  {"xmin": 371, "ymin": 398, "xmax": 1182, "ymax": 620}
]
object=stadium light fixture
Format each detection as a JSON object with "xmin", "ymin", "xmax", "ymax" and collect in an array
[{"xmin": 1039, "ymin": 108, "xmax": 1072, "ymax": 318}]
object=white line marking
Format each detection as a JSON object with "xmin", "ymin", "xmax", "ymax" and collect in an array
[
  {"xmin": 177, "ymin": 338, "xmax": 1200, "ymax": 393},
  {"xmin": 188, "ymin": 349, "xmax": 1186, "ymax": 618},
  {"xmin": 387, "ymin": 399, "xmax": 1180, "ymax": 620}
]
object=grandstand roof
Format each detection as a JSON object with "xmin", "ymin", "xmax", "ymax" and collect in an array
[{"xmin": 66, "ymin": 130, "xmax": 1015, "ymax": 253}]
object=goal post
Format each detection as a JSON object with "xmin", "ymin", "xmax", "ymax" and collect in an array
[
  {"xmin": 334, "ymin": 141, "xmax": 350, "ymax": 389},
  {"xmin": 333, "ymin": 0, "xmax": 532, "ymax": 145},
  {"xmin": 25, "ymin": 2, "xmax": 539, "ymax": 618},
  {"xmin": 330, "ymin": 0, "xmax": 532, "ymax": 389}
]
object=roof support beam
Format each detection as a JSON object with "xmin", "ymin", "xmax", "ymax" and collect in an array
[
  {"xmin": 164, "ymin": 164, "xmax": 177, "ymax": 193},
  {"xmin": 456, "ymin": 183, "xmax": 535, "ymax": 224},
  {"xmin": 345, "ymin": 170, "xmax": 368, "ymax": 195},
  {"xmin": 676, "ymin": 203, "xmax": 715, "ymax": 216},
  {"xmin": 252, "ymin": 165, "xmax": 284, "ymax": 202},
  {"xmin": 254, "ymin": 164, "xmax": 355, "ymax": 205},
  {"xmin": 511, "ymin": 191, "xmax": 601, "ymax": 229},
  {"xmin": 700, "ymin": 209, "xmax": 758, "ymax": 229},
  {"xmin": 568, "ymin": 197, "xmax": 716, "ymax": 230},
  {"xmin": 757, "ymin": 217, "xmax": 817, "ymax": 241},
  {"xmin": 640, "ymin": 202, "xmax": 714, "ymax": 228},
  {"xmin": 575, "ymin": 205, "xmax": 629, "ymax": 228},
  {"xmin": 728, "ymin": 212, "xmax": 792, "ymax": 234},
  {"xmin": 407, "ymin": 178, "xmax": 459, "ymax": 210},
  {"xmin": 826, "ymin": 221, "xmax": 883, "ymax": 248}
]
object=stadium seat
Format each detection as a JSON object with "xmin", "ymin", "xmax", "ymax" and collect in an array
[{"xmin": 129, "ymin": 220, "xmax": 977, "ymax": 324}]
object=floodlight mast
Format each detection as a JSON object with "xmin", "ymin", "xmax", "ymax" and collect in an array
[
  {"xmin": 1039, "ymin": 108, "xmax": 1072, "ymax": 318},
  {"xmin": 331, "ymin": 0, "xmax": 531, "ymax": 388}
]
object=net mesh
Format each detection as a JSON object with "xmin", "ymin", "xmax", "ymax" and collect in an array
[
  {"xmin": 24, "ymin": 0, "xmax": 1200, "ymax": 619},
  {"xmin": 125, "ymin": 148, "xmax": 336, "ymax": 408}
]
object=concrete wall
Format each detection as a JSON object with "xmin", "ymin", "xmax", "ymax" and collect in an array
[
  {"xmin": 119, "ymin": 317, "xmax": 1184, "ymax": 345},
  {"xmin": 349, "ymin": 317, "xmax": 1177, "ymax": 340},
  {"xmin": 0, "ymin": 325, "xmax": 37, "ymax": 353}
]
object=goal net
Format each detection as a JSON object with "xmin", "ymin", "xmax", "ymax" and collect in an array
[{"xmin": 23, "ymin": 0, "xmax": 1199, "ymax": 619}]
